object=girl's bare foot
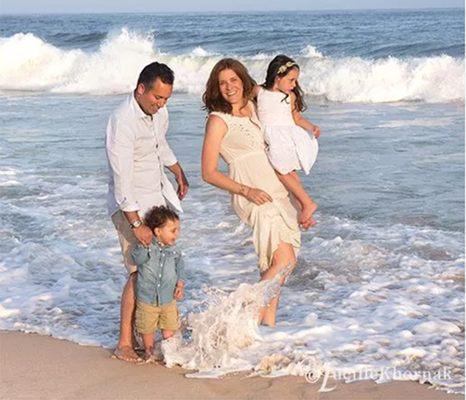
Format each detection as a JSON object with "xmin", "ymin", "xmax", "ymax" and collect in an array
[
  {"xmin": 300, "ymin": 217, "xmax": 317, "ymax": 230},
  {"xmin": 299, "ymin": 201, "xmax": 318, "ymax": 229}
]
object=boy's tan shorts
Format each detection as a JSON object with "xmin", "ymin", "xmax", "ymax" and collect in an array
[
  {"xmin": 111, "ymin": 210, "xmax": 139, "ymax": 274},
  {"xmin": 135, "ymin": 300, "xmax": 180, "ymax": 334}
]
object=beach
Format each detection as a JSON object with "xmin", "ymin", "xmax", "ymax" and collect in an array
[{"xmin": 1, "ymin": 330, "xmax": 463, "ymax": 400}]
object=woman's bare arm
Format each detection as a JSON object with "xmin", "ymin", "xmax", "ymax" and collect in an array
[{"xmin": 201, "ymin": 114, "xmax": 272, "ymax": 205}]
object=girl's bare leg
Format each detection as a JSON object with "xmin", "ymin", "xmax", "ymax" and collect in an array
[
  {"xmin": 276, "ymin": 171, "xmax": 317, "ymax": 228},
  {"xmin": 259, "ymin": 242, "xmax": 297, "ymax": 327}
]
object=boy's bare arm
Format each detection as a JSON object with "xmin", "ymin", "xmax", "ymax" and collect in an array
[{"xmin": 174, "ymin": 282, "xmax": 184, "ymax": 300}]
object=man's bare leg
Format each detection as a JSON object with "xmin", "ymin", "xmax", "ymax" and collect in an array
[{"xmin": 113, "ymin": 272, "xmax": 141, "ymax": 362}]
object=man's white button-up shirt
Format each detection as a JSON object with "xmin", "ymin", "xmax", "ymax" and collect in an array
[{"xmin": 106, "ymin": 93, "xmax": 182, "ymax": 218}]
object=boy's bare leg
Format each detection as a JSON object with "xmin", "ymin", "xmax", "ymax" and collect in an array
[
  {"xmin": 162, "ymin": 329, "xmax": 174, "ymax": 340},
  {"xmin": 114, "ymin": 273, "xmax": 141, "ymax": 362},
  {"xmin": 276, "ymin": 171, "xmax": 317, "ymax": 228},
  {"xmin": 141, "ymin": 332, "xmax": 155, "ymax": 361}
]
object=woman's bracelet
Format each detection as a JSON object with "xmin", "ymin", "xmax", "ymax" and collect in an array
[{"xmin": 238, "ymin": 184, "xmax": 250, "ymax": 197}]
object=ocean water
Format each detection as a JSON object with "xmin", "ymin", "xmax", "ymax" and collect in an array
[{"xmin": 0, "ymin": 9, "xmax": 464, "ymax": 393}]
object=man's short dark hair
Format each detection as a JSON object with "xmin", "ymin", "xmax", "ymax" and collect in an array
[
  {"xmin": 144, "ymin": 205, "xmax": 179, "ymax": 232},
  {"xmin": 137, "ymin": 62, "xmax": 174, "ymax": 89}
]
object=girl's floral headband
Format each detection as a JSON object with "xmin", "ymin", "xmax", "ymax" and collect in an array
[{"xmin": 277, "ymin": 61, "xmax": 297, "ymax": 74}]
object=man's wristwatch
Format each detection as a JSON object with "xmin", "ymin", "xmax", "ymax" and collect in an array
[{"xmin": 129, "ymin": 220, "xmax": 143, "ymax": 229}]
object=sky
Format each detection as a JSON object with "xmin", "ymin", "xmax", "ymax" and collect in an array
[{"xmin": 1, "ymin": 0, "xmax": 464, "ymax": 14}]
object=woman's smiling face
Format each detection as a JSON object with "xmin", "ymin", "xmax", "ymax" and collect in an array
[{"xmin": 218, "ymin": 68, "xmax": 244, "ymax": 105}]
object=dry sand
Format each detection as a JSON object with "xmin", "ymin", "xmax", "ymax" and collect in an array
[{"xmin": 0, "ymin": 331, "xmax": 462, "ymax": 400}]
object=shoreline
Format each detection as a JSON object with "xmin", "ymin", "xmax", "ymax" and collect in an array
[{"xmin": 0, "ymin": 330, "xmax": 462, "ymax": 400}]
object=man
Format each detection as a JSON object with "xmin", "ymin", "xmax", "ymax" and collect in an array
[{"xmin": 106, "ymin": 62, "xmax": 189, "ymax": 362}]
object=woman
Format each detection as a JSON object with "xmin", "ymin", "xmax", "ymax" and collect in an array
[{"xmin": 201, "ymin": 58, "xmax": 302, "ymax": 327}]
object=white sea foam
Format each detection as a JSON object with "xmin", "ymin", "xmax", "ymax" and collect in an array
[
  {"xmin": 0, "ymin": 29, "xmax": 155, "ymax": 94},
  {"xmin": 0, "ymin": 168, "xmax": 20, "ymax": 186},
  {"xmin": 301, "ymin": 44, "xmax": 324, "ymax": 59},
  {"xmin": 0, "ymin": 29, "xmax": 463, "ymax": 103},
  {"xmin": 1, "ymin": 179, "xmax": 463, "ymax": 390},
  {"xmin": 377, "ymin": 118, "xmax": 454, "ymax": 128},
  {"xmin": 293, "ymin": 54, "xmax": 465, "ymax": 103},
  {"xmin": 190, "ymin": 46, "xmax": 213, "ymax": 57}
]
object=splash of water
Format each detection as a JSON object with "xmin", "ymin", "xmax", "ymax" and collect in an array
[{"xmin": 162, "ymin": 267, "xmax": 290, "ymax": 374}]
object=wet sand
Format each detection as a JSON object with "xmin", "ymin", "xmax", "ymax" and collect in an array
[{"xmin": 0, "ymin": 331, "xmax": 462, "ymax": 400}]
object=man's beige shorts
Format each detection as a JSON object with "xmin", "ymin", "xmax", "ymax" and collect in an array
[
  {"xmin": 135, "ymin": 300, "xmax": 180, "ymax": 334},
  {"xmin": 111, "ymin": 210, "xmax": 139, "ymax": 274}
]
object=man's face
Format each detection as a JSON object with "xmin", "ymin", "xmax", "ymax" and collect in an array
[{"xmin": 136, "ymin": 78, "xmax": 173, "ymax": 115}]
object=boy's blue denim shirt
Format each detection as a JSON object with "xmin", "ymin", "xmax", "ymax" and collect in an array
[{"xmin": 132, "ymin": 238, "xmax": 185, "ymax": 306}]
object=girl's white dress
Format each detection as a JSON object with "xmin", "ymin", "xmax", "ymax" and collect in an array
[{"xmin": 256, "ymin": 87, "xmax": 318, "ymax": 175}]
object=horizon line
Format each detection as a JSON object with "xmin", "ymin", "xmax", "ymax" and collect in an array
[{"xmin": 1, "ymin": 6, "xmax": 464, "ymax": 16}]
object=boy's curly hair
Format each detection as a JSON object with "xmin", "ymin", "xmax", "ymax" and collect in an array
[{"xmin": 144, "ymin": 206, "xmax": 179, "ymax": 232}]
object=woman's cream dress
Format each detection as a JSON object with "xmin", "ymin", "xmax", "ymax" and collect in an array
[{"xmin": 211, "ymin": 102, "xmax": 301, "ymax": 272}]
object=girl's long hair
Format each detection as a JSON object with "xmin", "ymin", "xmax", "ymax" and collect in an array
[{"xmin": 262, "ymin": 54, "xmax": 307, "ymax": 112}]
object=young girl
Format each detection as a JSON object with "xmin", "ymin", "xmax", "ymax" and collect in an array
[
  {"xmin": 131, "ymin": 206, "xmax": 185, "ymax": 363},
  {"xmin": 254, "ymin": 55, "xmax": 320, "ymax": 228}
]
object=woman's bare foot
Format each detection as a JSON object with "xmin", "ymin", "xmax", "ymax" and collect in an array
[{"xmin": 112, "ymin": 346, "xmax": 142, "ymax": 363}]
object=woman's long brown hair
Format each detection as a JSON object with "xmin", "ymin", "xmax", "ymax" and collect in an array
[{"xmin": 203, "ymin": 58, "xmax": 256, "ymax": 114}]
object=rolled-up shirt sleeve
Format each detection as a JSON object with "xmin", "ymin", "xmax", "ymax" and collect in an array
[
  {"xmin": 158, "ymin": 107, "xmax": 178, "ymax": 167},
  {"xmin": 106, "ymin": 115, "xmax": 139, "ymax": 212}
]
